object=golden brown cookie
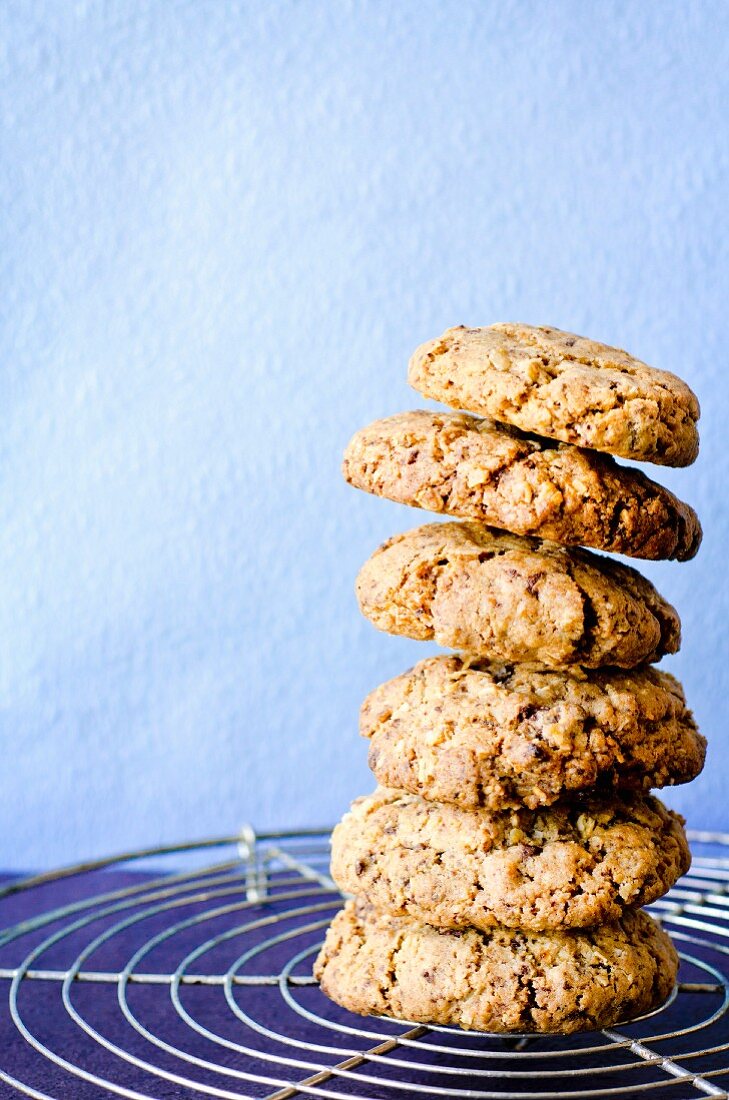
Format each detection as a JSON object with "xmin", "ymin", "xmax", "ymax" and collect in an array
[
  {"xmin": 331, "ymin": 788, "xmax": 689, "ymax": 932},
  {"xmin": 356, "ymin": 521, "xmax": 680, "ymax": 668},
  {"xmin": 409, "ymin": 324, "xmax": 700, "ymax": 467},
  {"xmin": 314, "ymin": 900, "xmax": 678, "ymax": 1034},
  {"xmin": 342, "ymin": 411, "xmax": 701, "ymax": 560},
  {"xmin": 362, "ymin": 655, "xmax": 705, "ymax": 810}
]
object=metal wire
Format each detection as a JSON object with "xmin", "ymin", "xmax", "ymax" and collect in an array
[{"xmin": 0, "ymin": 828, "xmax": 727, "ymax": 1099}]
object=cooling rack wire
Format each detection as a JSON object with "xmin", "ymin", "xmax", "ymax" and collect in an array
[{"xmin": 0, "ymin": 826, "xmax": 728, "ymax": 1099}]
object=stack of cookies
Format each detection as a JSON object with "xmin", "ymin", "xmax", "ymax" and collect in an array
[{"xmin": 315, "ymin": 324, "xmax": 705, "ymax": 1035}]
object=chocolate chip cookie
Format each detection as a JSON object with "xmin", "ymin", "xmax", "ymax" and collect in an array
[
  {"xmin": 409, "ymin": 324, "xmax": 699, "ymax": 466},
  {"xmin": 314, "ymin": 900, "xmax": 678, "ymax": 1034},
  {"xmin": 357, "ymin": 521, "xmax": 680, "ymax": 667},
  {"xmin": 362, "ymin": 655, "xmax": 705, "ymax": 810},
  {"xmin": 331, "ymin": 787, "xmax": 689, "ymax": 931},
  {"xmin": 342, "ymin": 411, "xmax": 701, "ymax": 559}
]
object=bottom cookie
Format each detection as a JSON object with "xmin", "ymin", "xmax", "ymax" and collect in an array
[{"xmin": 314, "ymin": 900, "xmax": 677, "ymax": 1035}]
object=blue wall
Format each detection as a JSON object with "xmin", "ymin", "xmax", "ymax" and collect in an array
[{"xmin": 1, "ymin": 1, "xmax": 727, "ymax": 869}]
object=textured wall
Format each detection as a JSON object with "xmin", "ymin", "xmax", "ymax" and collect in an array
[{"xmin": 1, "ymin": 1, "xmax": 727, "ymax": 870}]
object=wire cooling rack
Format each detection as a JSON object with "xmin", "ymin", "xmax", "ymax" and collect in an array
[{"xmin": 0, "ymin": 828, "xmax": 728, "ymax": 1099}]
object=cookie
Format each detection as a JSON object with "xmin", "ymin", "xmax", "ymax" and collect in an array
[
  {"xmin": 362, "ymin": 655, "xmax": 705, "ymax": 810},
  {"xmin": 356, "ymin": 521, "xmax": 680, "ymax": 668},
  {"xmin": 314, "ymin": 900, "xmax": 677, "ymax": 1034},
  {"xmin": 408, "ymin": 324, "xmax": 700, "ymax": 467},
  {"xmin": 331, "ymin": 788, "xmax": 689, "ymax": 932},
  {"xmin": 342, "ymin": 411, "xmax": 701, "ymax": 560}
]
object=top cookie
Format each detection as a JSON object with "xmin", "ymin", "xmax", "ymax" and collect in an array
[
  {"xmin": 409, "ymin": 324, "xmax": 700, "ymax": 467},
  {"xmin": 343, "ymin": 410, "xmax": 702, "ymax": 560}
]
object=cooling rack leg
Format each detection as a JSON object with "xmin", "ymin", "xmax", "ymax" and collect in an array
[
  {"xmin": 238, "ymin": 824, "xmax": 266, "ymax": 903},
  {"xmin": 266, "ymin": 845, "xmax": 339, "ymax": 893}
]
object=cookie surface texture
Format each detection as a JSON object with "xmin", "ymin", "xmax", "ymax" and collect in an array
[
  {"xmin": 314, "ymin": 900, "xmax": 678, "ymax": 1034},
  {"xmin": 342, "ymin": 411, "xmax": 701, "ymax": 560},
  {"xmin": 362, "ymin": 655, "xmax": 705, "ymax": 810},
  {"xmin": 356, "ymin": 521, "xmax": 681, "ymax": 668},
  {"xmin": 331, "ymin": 787, "xmax": 689, "ymax": 931},
  {"xmin": 409, "ymin": 323, "xmax": 700, "ymax": 466}
]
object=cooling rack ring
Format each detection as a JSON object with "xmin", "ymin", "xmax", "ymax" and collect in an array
[{"xmin": 0, "ymin": 827, "xmax": 728, "ymax": 1100}]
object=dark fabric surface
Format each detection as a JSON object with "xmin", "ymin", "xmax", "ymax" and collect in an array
[{"xmin": 1, "ymin": 868, "xmax": 728, "ymax": 1099}]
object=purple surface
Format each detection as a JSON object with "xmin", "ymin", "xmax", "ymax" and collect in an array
[
  {"xmin": 0, "ymin": 867, "xmax": 347, "ymax": 1098},
  {"xmin": 1, "ymin": 868, "xmax": 728, "ymax": 1099}
]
